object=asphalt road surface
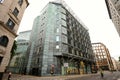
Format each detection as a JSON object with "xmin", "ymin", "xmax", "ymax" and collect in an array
[
  {"xmin": 2, "ymin": 71, "xmax": 120, "ymax": 80},
  {"xmin": 66, "ymin": 71, "xmax": 120, "ymax": 80}
]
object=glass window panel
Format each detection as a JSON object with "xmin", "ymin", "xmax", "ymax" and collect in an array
[
  {"xmin": 62, "ymin": 44, "xmax": 68, "ymax": 53},
  {"xmin": 0, "ymin": 36, "xmax": 8, "ymax": 47},
  {"xmin": 61, "ymin": 14, "xmax": 66, "ymax": 20},
  {"xmin": 6, "ymin": 19, "xmax": 15, "ymax": 30},
  {"xmin": 56, "ymin": 45, "xmax": 59, "ymax": 49},
  {"xmin": 104, "ymin": 56, "xmax": 107, "ymax": 58},
  {"xmin": 13, "ymin": 8, "xmax": 19, "ymax": 17},
  {"xmin": 61, "ymin": 20, "xmax": 66, "ymax": 26},
  {"xmin": 0, "ymin": 0, "xmax": 4, "ymax": 3},
  {"xmin": 61, "ymin": 7, "xmax": 66, "ymax": 14},
  {"xmin": 56, "ymin": 36, "xmax": 60, "ymax": 41},
  {"xmin": 62, "ymin": 35, "xmax": 67, "ymax": 43},
  {"xmin": 61, "ymin": 27, "xmax": 67, "ymax": 34},
  {"xmin": 102, "ymin": 50, "xmax": 104, "ymax": 52},
  {"xmin": 18, "ymin": 0, "xmax": 23, "ymax": 6},
  {"xmin": 56, "ymin": 28, "xmax": 59, "ymax": 33}
]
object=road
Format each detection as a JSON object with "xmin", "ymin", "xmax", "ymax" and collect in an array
[
  {"xmin": 2, "ymin": 71, "xmax": 120, "ymax": 80},
  {"xmin": 66, "ymin": 71, "xmax": 120, "ymax": 80}
]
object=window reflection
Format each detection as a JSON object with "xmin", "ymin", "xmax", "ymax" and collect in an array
[
  {"xmin": 56, "ymin": 45, "xmax": 59, "ymax": 49},
  {"xmin": 56, "ymin": 36, "xmax": 60, "ymax": 41}
]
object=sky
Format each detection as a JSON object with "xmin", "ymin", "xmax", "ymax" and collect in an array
[{"xmin": 18, "ymin": 0, "xmax": 120, "ymax": 60}]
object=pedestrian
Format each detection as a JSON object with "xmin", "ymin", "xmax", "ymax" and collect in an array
[
  {"xmin": 100, "ymin": 69, "xmax": 104, "ymax": 78},
  {"xmin": 50, "ymin": 64, "xmax": 54, "ymax": 76},
  {"xmin": 8, "ymin": 72, "xmax": 12, "ymax": 80}
]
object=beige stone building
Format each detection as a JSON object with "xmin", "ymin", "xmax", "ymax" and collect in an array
[
  {"xmin": 105, "ymin": 0, "xmax": 120, "ymax": 36},
  {"xmin": 0, "ymin": 0, "xmax": 29, "ymax": 79},
  {"xmin": 92, "ymin": 43, "xmax": 114, "ymax": 71},
  {"xmin": 111, "ymin": 57, "xmax": 119, "ymax": 71},
  {"xmin": 116, "ymin": 61, "xmax": 120, "ymax": 71}
]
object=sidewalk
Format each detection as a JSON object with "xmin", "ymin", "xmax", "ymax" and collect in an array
[{"xmin": 2, "ymin": 73, "xmax": 98, "ymax": 80}]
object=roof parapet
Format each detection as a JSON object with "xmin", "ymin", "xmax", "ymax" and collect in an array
[{"xmin": 51, "ymin": 0, "xmax": 89, "ymax": 30}]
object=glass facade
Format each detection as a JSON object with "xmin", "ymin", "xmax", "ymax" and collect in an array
[
  {"xmin": 26, "ymin": 2, "xmax": 95, "ymax": 76},
  {"xmin": 8, "ymin": 30, "xmax": 31, "ymax": 74}
]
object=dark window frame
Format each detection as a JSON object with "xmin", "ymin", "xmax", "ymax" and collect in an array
[
  {"xmin": 13, "ymin": 8, "xmax": 19, "ymax": 17},
  {"xmin": 6, "ymin": 19, "xmax": 15, "ymax": 30},
  {"xmin": 18, "ymin": 0, "xmax": 23, "ymax": 6},
  {"xmin": 0, "ymin": 0, "xmax": 4, "ymax": 3},
  {"xmin": 0, "ymin": 36, "xmax": 9, "ymax": 47}
]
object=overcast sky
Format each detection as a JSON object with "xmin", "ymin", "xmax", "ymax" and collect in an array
[{"xmin": 18, "ymin": 0, "xmax": 120, "ymax": 60}]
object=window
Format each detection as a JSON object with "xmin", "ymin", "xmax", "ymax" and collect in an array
[
  {"xmin": 61, "ymin": 7, "xmax": 66, "ymax": 14},
  {"xmin": 41, "ymin": 23, "xmax": 44, "ymax": 26},
  {"xmin": 56, "ymin": 28, "xmax": 59, "ymax": 33},
  {"xmin": 61, "ymin": 19, "xmax": 66, "ymax": 26},
  {"xmin": 37, "ymin": 58, "xmax": 39, "ymax": 64},
  {"xmin": 61, "ymin": 27, "xmax": 67, "ymax": 34},
  {"xmin": 68, "ymin": 47, "xmax": 71, "ymax": 53},
  {"xmin": 42, "ymin": 17, "xmax": 45, "ymax": 20},
  {"xmin": 56, "ymin": 45, "xmax": 59, "ymax": 49},
  {"xmin": 0, "ymin": 36, "xmax": 9, "ymax": 47},
  {"xmin": 0, "ymin": 0, "xmax": 4, "ymax": 3},
  {"xmin": 62, "ymin": 44, "xmax": 68, "ymax": 53},
  {"xmin": 56, "ymin": 36, "xmax": 60, "ymax": 41},
  {"xmin": 6, "ymin": 19, "xmax": 15, "ymax": 30},
  {"xmin": 18, "ymin": 0, "xmax": 23, "ymax": 6},
  {"xmin": 62, "ymin": 35, "xmax": 67, "ymax": 43},
  {"xmin": 43, "ymin": 11, "xmax": 46, "ymax": 15},
  {"xmin": 0, "ymin": 56, "xmax": 3, "ymax": 65},
  {"xmin": 13, "ymin": 8, "xmax": 19, "ymax": 17}
]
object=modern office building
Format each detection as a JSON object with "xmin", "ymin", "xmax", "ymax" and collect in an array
[
  {"xmin": 92, "ymin": 43, "xmax": 114, "ymax": 71},
  {"xmin": 105, "ymin": 0, "xmax": 120, "ymax": 36},
  {"xmin": 26, "ymin": 1, "xmax": 95, "ymax": 76},
  {"xmin": 0, "ymin": 0, "xmax": 29, "ymax": 79},
  {"xmin": 8, "ymin": 30, "xmax": 31, "ymax": 74},
  {"xmin": 17, "ymin": 30, "xmax": 31, "ymax": 41}
]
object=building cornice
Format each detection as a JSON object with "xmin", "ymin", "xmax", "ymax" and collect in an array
[
  {"xmin": 50, "ymin": 1, "xmax": 89, "ymax": 30},
  {"xmin": 105, "ymin": 0, "xmax": 112, "ymax": 19},
  {"xmin": 25, "ymin": 0, "xmax": 29, "ymax": 7},
  {"xmin": 0, "ymin": 21, "xmax": 17, "ymax": 37}
]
